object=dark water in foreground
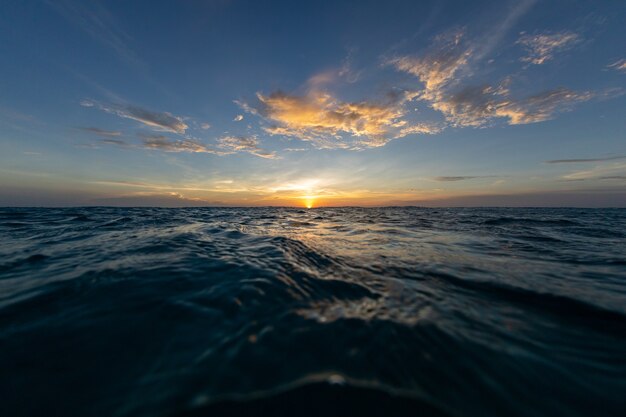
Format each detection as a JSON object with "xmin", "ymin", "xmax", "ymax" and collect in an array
[{"xmin": 1, "ymin": 207, "xmax": 625, "ymax": 417}]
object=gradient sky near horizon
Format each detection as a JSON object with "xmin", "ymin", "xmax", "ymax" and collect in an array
[{"xmin": 1, "ymin": 0, "xmax": 625, "ymax": 207}]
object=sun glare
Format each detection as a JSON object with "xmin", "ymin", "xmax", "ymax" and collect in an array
[{"xmin": 303, "ymin": 196, "xmax": 315, "ymax": 209}]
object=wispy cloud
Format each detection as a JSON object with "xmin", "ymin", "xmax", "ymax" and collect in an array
[
  {"xmin": 561, "ymin": 163, "xmax": 626, "ymax": 181},
  {"xmin": 283, "ymin": 147, "xmax": 310, "ymax": 152},
  {"xmin": 432, "ymin": 176, "xmax": 495, "ymax": 182},
  {"xmin": 546, "ymin": 155, "xmax": 626, "ymax": 164},
  {"xmin": 394, "ymin": 123, "xmax": 443, "ymax": 139},
  {"xmin": 47, "ymin": 0, "xmax": 143, "ymax": 69},
  {"xmin": 389, "ymin": 30, "xmax": 593, "ymax": 127},
  {"xmin": 218, "ymin": 136, "xmax": 278, "ymax": 159},
  {"xmin": 338, "ymin": 47, "xmax": 363, "ymax": 83},
  {"xmin": 94, "ymin": 129, "xmax": 276, "ymax": 159},
  {"xmin": 517, "ymin": 31, "xmax": 580, "ymax": 65},
  {"xmin": 140, "ymin": 134, "xmax": 217, "ymax": 154},
  {"xmin": 81, "ymin": 100, "xmax": 188, "ymax": 134},
  {"xmin": 100, "ymin": 138, "xmax": 129, "ymax": 147},
  {"xmin": 607, "ymin": 59, "xmax": 626, "ymax": 73},
  {"xmin": 233, "ymin": 114, "xmax": 244, "ymax": 122},
  {"xmin": 493, "ymin": 88, "xmax": 593, "ymax": 125},
  {"xmin": 598, "ymin": 176, "xmax": 626, "ymax": 180},
  {"xmin": 77, "ymin": 126, "xmax": 122, "ymax": 137},
  {"xmin": 389, "ymin": 30, "xmax": 471, "ymax": 96}
]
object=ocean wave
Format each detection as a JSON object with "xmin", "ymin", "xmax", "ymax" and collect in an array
[{"xmin": 0, "ymin": 207, "xmax": 625, "ymax": 417}]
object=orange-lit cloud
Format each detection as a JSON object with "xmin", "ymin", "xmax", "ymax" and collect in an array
[{"xmin": 242, "ymin": 90, "xmax": 437, "ymax": 149}]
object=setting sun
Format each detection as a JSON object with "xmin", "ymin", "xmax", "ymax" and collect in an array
[{"xmin": 303, "ymin": 196, "xmax": 315, "ymax": 209}]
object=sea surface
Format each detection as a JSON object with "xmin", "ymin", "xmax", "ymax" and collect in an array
[{"xmin": 1, "ymin": 207, "xmax": 625, "ymax": 417}]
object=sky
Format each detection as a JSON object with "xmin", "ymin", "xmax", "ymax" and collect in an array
[{"xmin": 0, "ymin": 0, "xmax": 625, "ymax": 207}]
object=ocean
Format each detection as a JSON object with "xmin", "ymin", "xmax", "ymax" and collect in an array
[{"xmin": 1, "ymin": 207, "xmax": 625, "ymax": 417}]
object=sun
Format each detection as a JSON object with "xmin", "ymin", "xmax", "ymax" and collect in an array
[{"xmin": 302, "ymin": 196, "xmax": 316, "ymax": 209}]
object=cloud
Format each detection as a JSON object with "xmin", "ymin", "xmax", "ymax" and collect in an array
[
  {"xmin": 47, "ymin": 0, "xmax": 143, "ymax": 69},
  {"xmin": 598, "ymin": 176, "xmax": 626, "ymax": 180},
  {"xmin": 394, "ymin": 123, "xmax": 442, "ymax": 138},
  {"xmin": 546, "ymin": 155, "xmax": 626, "ymax": 164},
  {"xmin": 435, "ymin": 86, "xmax": 593, "ymax": 126},
  {"xmin": 100, "ymin": 138, "xmax": 129, "ymax": 147},
  {"xmin": 338, "ymin": 47, "xmax": 362, "ymax": 83},
  {"xmin": 218, "ymin": 136, "xmax": 278, "ymax": 159},
  {"xmin": 561, "ymin": 163, "xmax": 626, "ymax": 181},
  {"xmin": 140, "ymin": 134, "xmax": 218, "ymax": 154},
  {"xmin": 242, "ymin": 90, "xmax": 417, "ymax": 149},
  {"xmin": 77, "ymin": 126, "xmax": 122, "ymax": 137},
  {"xmin": 432, "ymin": 176, "xmax": 482, "ymax": 182},
  {"xmin": 81, "ymin": 100, "xmax": 188, "ymax": 134},
  {"xmin": 233, "ymin": 99, "xmax": 258, "ymax": 116},
  {"xmin": 517, "ymin": 31, "xmax": 580, "ymax": 65},
  {"xmin": 608, "ymin": 59, "xmax": 626, "ymax": 73},
  {"xmin": 92, "ymin": 129, "xmax": 276, "ymax": 159},
  {"xmin": 493, "ymin": 88, "xmax": 593, "ymax": 125},
  {"xmin": 283, "ymin": 147, "xmax": 309, "ymax": 152},
  {"xmin": 233, "ymin": 114, "xmax": 244, "ymax": 122},
  {"xmin": 389, "ymin": 31, "xmax": 593, "ymax": 127},
  {"xmin": 388, "ymin": 30, "xmax": 471, "ymax": 95},
  {"xmin": 201, "ymin": 123, "xmax": 211, "ymax": 129}
]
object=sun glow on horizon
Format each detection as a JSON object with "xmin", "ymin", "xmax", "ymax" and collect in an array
[{"xmin": 302, "ymin": 196, "xmax": 316, "ymax": 209}]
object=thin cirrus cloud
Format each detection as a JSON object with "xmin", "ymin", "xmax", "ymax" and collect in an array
[
  {"xmin": 100, "ymin": 138, "xmax": 129, "ymax": 147},
  {"xmin": 87, "ymin": 118, "xmax": 277, "ymax": 159},
  {"xmin": 545, "ymin": 155, "xmax": 626, "ymax": 164},
  {"xmin": 388, "ymin": 29, "xmax": 592, "ymax": 127},
  {"xmin": 217, "ymin": 136, "xmax": 278, "ymax": 159},
  {"xmin": 607, "ymin": 59, "xmax": 626, "ymax": 73},
  {"xmin": 139, "ymin": 134, "xmax": 219, "ymax": 154},
  {"xmin": 516, "ymin": 31, "xmax": 580, "ymax": 65},
  {"xmin": 561, "ymin": 163, "xmax": 626, "ymax": 181},
  {"xmin": 432, "ymin": 175, "xmax": 498, "ymax": 182},
  {"xmin": 136, "ymin": 133, "xmax": 276, "ymax": 159},
  {"xmin": 47, "ymin": 0, "xmax": 142, "ymax": 69},
  {"xmin": 76, "ymin": 126, "xmax": 122, "ymax": 137},
  {"xmin": 81, "ymin": 100, "xmax": 188, "ymax": 134}
]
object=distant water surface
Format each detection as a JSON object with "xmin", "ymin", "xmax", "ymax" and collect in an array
[{"xmin": 1, "ymin": 207, "xmax": 625, "ymax": 417}]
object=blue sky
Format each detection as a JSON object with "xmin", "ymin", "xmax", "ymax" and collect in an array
[{"xmin": 0, "ymin": 0, "xmax": 625, "ymax": 207}]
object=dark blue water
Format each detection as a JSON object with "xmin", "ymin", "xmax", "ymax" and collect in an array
[{"xmin": 1, "ymin": 207, "xmax": 625, "ymax": 417}]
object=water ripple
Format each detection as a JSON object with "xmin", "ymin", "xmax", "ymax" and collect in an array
[{"xmin": 0, "ymin": 207, "xmax": 625, "ymax": 417}]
